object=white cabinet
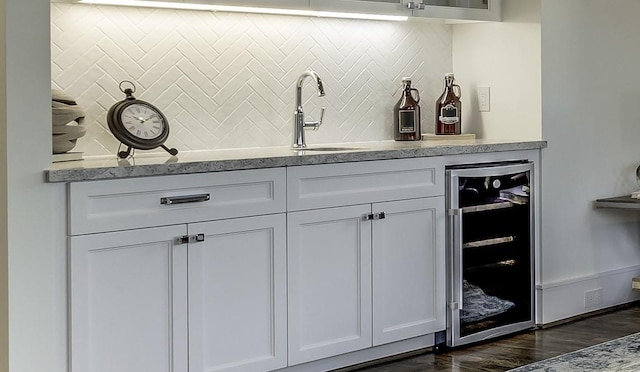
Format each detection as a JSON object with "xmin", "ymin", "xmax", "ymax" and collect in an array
[
  {"xmin": 287, "ymin": 205, "xmax": 373, "ymax": 365},
  {"xmin": 286, "ymin": 157, "xmax": 443, "ymax": 212},
  {"xmin": 286, "ymin": 158, "xmax": 446, "ymax": 364},
  {"xmin": 417, "ymin": 0, "xmax": 501, "ymax": 22},
  {"xmin": 69, "ymin": 225, "xmax": 188, "ymax": 372},
  {"xmin": 68, "ymin": 168, "xmax": 287, "ymax": 372},
  {"xmin": 287, "ymin": 197, "xmax": 446, "ymax": 364},
  {"xmin": 70, "ymin": 215, "xmax": 287, "ymax": 372},
  {"xmin": 188, "ymin": 214, "xmax": 288, "ymax": 372},
  {"xmin": 67, "ymin": 0, "xmax": 500, "ymax": 21},
  {"xmin": 372, "ymin": 197, "xmax": 445, "ymax": 346},
  {"xmin": 309, "ymin": 0, "xmax": 501, "ymax": 21},
  {"xmin": 68, "ymin": 158, "xmax": 448, "ymax": 371},
  {"xmin": 68, "ymin": 168, "xmax": 285, "ymax": 235}
]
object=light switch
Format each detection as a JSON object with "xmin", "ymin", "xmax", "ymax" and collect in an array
[{"xmin": 478, "ymin": 86, "xmax": 490, "ymax": 112}]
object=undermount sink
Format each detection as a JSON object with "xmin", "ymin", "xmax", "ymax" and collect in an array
[{"xmin": 294, "ymin": 146, "xmax": 368, "ymax": 152}]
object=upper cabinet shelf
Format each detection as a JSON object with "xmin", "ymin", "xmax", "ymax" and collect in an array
[{"xmin": 65, "ymin": 0, "xmax": 501, "ymax": 22}]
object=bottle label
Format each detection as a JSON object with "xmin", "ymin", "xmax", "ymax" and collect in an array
[
  {"xmin": 439, "ymin": 103, "xmax": 459, "ymax": 125},
  {"xmin": 398, "ymin": 110, "xmax": 416, "ymax": 133}
]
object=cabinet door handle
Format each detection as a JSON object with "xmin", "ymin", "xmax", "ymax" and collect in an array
[
  {"xmin": 363, "ymin": 212, "xmax": 386, "ymax": 221},
  {"xmin": 175, "ymin": 234, "xmax": 206, "ymax": 245},
  {"xmin": 160, "ymin": 193, "xmax": 211, "ymax": 205}
]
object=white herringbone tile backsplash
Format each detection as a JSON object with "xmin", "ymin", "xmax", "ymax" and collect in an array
[{"xmin": 51, "ymin": 3, "xmax": 452, "ymax": 156}]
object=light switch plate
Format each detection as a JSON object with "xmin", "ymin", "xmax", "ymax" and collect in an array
[{"xmin": 478, "ymin": 86, "xmax": 490, "ymax": 112}]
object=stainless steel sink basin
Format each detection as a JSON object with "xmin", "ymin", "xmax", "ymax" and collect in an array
[
  {"xmin": 294, "ymin": 146, "xmax": 368, "ymax": 152},
  {"xmin": 305, "ymin": 147, "xmax": 363, "ymax": 151}
]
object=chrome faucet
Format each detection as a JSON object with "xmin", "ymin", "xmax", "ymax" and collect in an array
[{"xmin": 293, "ymin": 70, "xmax": 326, "ymax": 149}]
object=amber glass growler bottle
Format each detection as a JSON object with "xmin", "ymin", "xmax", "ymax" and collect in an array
[
  {"xmin": 435, "ymin": 73, "xmax": 462, "ymax": 135},
  {"xmin": 394, "ymin": 77, "xmax": 421, "ymax": 141}
]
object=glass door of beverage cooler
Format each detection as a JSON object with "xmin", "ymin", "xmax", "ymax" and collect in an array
[{"xmin": 446, "ymin": 161, "xmax": 534, "ymax": 347}]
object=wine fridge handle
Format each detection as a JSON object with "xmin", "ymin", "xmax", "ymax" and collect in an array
[{"xmin": 451, "ymin": 208, "xmax": 464, "ymax": 310}]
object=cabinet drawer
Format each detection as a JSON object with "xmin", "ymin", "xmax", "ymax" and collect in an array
[
  {"xmin": 69, "ymin": 168, "xmax": 286, "ymax": 235},
  {"xmin": 287, "ymin": 158, "xmax": 444, "ymax": 211}
]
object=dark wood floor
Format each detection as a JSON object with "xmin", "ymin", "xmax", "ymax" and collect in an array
[{"xmin": 351, "ymin": 304, "xmax": 640, "ymax": 372}]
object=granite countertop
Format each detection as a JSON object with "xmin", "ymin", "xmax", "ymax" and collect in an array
[{"xmin": 46, "ymin": 139, "xmax": 548, "ymax": 183}]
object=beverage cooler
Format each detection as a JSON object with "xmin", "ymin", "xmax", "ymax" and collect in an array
[{"xmin": 445, "ymin": 161, "xmax": 535, "ymax": 347}]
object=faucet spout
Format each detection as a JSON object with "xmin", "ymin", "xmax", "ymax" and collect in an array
[
  {"xmin": 296, "ymin": 71, "xmax": 325, "ymax": 106},
  {"xmin": 293, "ymin": 70, "xmax": 326, "ymax": 149}
]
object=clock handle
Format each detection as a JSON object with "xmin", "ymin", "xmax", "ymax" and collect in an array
[{"xmin": 161, "ymin": 145, "xmax": 178, "ymax": 156}]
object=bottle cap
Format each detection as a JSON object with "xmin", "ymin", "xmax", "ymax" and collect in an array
[
  {"xmin": 445, "ymin": 73, "xmax": 455, "ymax": 78},
  {"xmin": 402, "ymin": 77, "xmax": 412, "ymax": 82}
]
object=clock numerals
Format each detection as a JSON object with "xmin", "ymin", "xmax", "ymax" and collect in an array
[{"xmin": 120, "ymin": 103, "xmax": 166, "ymax": 140}]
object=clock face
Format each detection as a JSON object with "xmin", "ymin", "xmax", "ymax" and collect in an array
[{"xmin": 120, "ymin": 103, "xmax": 167, "ymax": 140}]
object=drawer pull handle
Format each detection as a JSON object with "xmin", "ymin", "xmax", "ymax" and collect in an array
[{"xmin": 160, "ymin": 194, "xmax": 211, "ymax": 205}]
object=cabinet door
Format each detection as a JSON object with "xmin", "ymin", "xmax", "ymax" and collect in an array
[
  {"xmin": 69, "ymin": 225, "xmax": 188, "ymax": 372},
  {"xmin": 372, "ymin": 197, "xmax": 445, "ymax": 346},
  {"xmin": 415, "ymin": 0, "xmax": 501, "ymax": 21},
  {"xmin": 287, "ymin": 205, "xmax": 372, "ymax": 365},
  {"xmin": 188, "ymin": 214, "xmax": 287, "ymax": 372},
  {"xmin": 309, "ymin": 0, "xmax": 411, "ymax": 16}
]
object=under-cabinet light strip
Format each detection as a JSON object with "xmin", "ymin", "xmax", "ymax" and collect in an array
[{"xmin": 76, "ymin": 0, "xmax": 409, "ymax": 21}]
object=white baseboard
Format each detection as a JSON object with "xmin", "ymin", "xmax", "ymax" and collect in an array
[{"xmin": 537, "ymin": 265, "xmax": 640, "ymax": 325}]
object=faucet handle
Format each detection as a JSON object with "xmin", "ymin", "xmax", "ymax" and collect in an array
[
  {"xmin": 315, "ymin": 107, "xmax": 325, "ymax": 130},
  {"xmin": 305, "ymin": 107, "xmax": 325, "ymax": 130}
]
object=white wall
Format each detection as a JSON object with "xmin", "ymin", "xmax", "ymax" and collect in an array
[
  {"xmin": 1, "ymin": 1, "xmax": 68, "ymax": 372},
  {"xmin": 452, "ymin": 0, "xmax": 541, "ymax": 140},
  {"xmin": 539, "ymin": 0, "xmax": 640, "ymax": 323}
]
